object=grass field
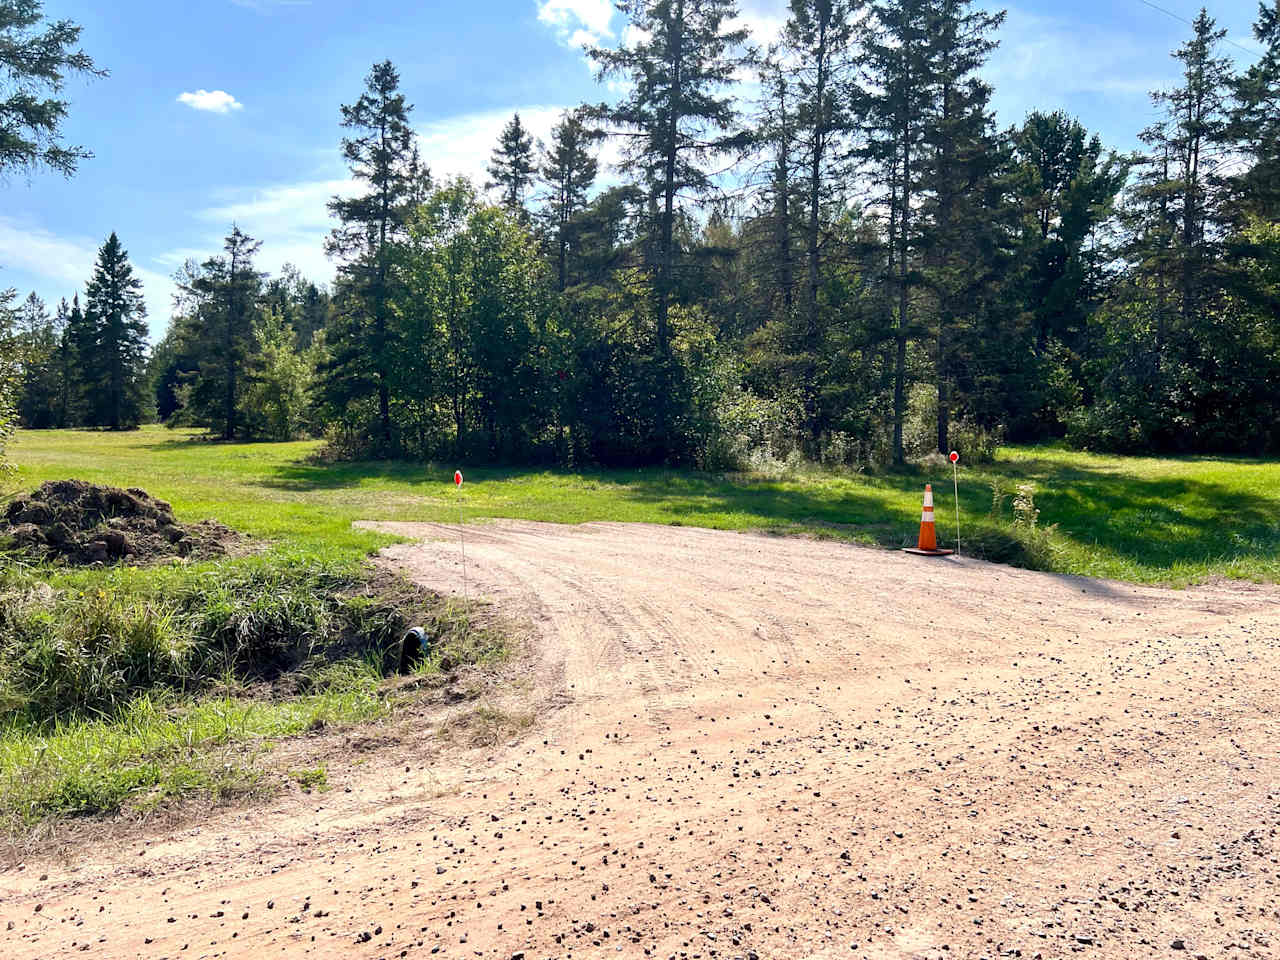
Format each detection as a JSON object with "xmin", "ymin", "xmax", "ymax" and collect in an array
[
  {"xmin": 11, "ymin": 426, "xmax": 1280, "ymax": 585},
  {"xmin": 2, "ymin": 426, "xmax": 1278, "ymax": 834}
]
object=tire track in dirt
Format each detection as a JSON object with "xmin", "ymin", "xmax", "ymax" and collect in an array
[{"xmin": 3, "ymin": 520, "xmax": 1279, "ymax": 959}]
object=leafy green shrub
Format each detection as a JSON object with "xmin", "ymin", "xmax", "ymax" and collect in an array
[
  {"xmin": 1064, "ymin": 400, "xmax": 1149, "ymax": 452},
  {"xmin": 904, "ymin": 383, "xmax": 1002, "ymax": 464}
]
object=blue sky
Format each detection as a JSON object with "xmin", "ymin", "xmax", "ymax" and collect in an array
[{"xmin": 0, "ymin": 0, "xmax": 1265, "ymax": 338}]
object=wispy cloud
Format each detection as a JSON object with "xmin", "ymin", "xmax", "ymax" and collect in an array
[
  {"xmin": 986, "ymin": 6, "xmax": 1169, "ymax": 139},
  {"xmin": 177, "ymin": 89, "xmax": 244, "ymax": 114},
  {"xmin": 537, "ymin": 0, "xmax": 616, "ymax": 47},
  {"xmin": 0, "ymin": 217, "xmax": 176, "ymax": 336}
]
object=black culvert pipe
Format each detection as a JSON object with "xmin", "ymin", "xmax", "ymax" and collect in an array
[{"xmin": 398, "ymin": 626, "xmax": 429, "ymax": 674}]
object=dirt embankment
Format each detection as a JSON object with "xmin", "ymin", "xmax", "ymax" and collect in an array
[{"xmin": 2, "ymin": 520, "xmax": 1278, "ymax": 959}]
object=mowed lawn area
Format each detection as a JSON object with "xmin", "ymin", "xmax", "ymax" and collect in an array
[{"xmin": 11, "ymin": 425, "xmax": 1280, "ymax": 586}]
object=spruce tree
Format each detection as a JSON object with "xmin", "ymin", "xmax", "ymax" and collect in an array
[
  {"xmin": 919, "ymin": 0, "xmax": 1008, "ymax": 454},
  {"xmin": 52, "ymin": 297, "xmax": 74, "ymax": 426},
  {"xmin": 488, "ymin": 112, "xmax": 537, "ymax": 220},
  {"xmin": 63, "ymin": 293, "xmax": 93, "ymax": 425},
  {"xmin": 1227, "ymin": 1, "xmax": 1280, "ymax": 221},
  {"xmin": 325, "ymin": 60, "xmax": 427, "ymax": 454},
  {"xmin": 15, "ymin": 291, "xmax": 59, "ymax": 428},
  {"xmin": 83, "ymin": 232, "xmax": 148, "ymax": 429},
  {"xmin": 782, "ymin": 0, "xmax": 862, "ymax": 442},
  {"xmin": 588, "ymin": 0, "xmax": 752, "ymax": 455},
  {"xmin": 181, "ymin": 226, "xmax": 264, "ymax": 440},
  {"xmin": 0, "ymin": 290, "xmax": 15, "ymax": 478},
  {"xmin": 539, "ymin": 110, "xmax": 599, "ymax": 291},
  {"xmin": 860, "ymin": 0, "xmax": 937, "ymax": 463},
  {"xmin": 753, "ymin": 57, "xmax": 799, "ymax": 318},
  {"xmin": 0, "ymin": 0, "xmax": 104, "ymax": 179}
]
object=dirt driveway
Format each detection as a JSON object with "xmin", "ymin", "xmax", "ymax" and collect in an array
[{"xmin": 3, "ymin": 520, "xmax": 1279, "ymax": 959}]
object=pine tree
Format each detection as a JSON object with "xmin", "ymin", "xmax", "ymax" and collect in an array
[
  {"xmin": 783, "ymin": 0, "xmax": 862, "ymax": 442},
  {"xmin": 325, "ymin": 60, "xmax": 427, "ymax": 454},
  {"xmin": 920, "ymin": 0, "xmax": 1008, "ymax": 454},
  {"xmin": 587, "ymin": 0, "xmax": 752, "ymax": 455},
  {"xmin": 83, "ymin": 232, "xmax": 148, "ymax": 429},
  {"xmin": 488, "ymin": 112, "xmax": 537, "ymax": 220},
  {"xmin": 1013, "ymin": 112, "xmax": 1126, "ymax": 352},
  {"xmin": 63, "ymin": 293, "xmax": 93, "ymax": 425},
  {"xmin": 179, "ymin": 226, "xmax": 264, "ymax": 439},
  {"xmin": 1150, "ymin": 9, "xmax": 1233, "ymax": 326},
  {"xmin": 861, "ymin": 0, "xmax": 937, "ymax": 463},
  {"xmin": 15, "ymin": 291, "xmax": 60, "ymax": 428},
  {"xmin": 1227, "ymin": 1, "xmax": 1280, "ymax": 221},
  {"xmin": 539, "ymin": 110, "xmax": 599, "ymax": 292},
  {"xmin": 0, "ymin": 0, "xmax": 104, "ymax": 179}
]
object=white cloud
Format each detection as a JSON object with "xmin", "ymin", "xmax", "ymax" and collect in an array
[
  {"xmin": 156, "ymin": 108, "xmax": 583, "ymax": 302},
  {"xmin": 417, "ymin": 106, "xmax": 565, "ymax": 185},
  {"xmin": 177, "ymin": 89, "xmax": 244, "ymax": 114},
  {"xmin": 0, "ymin": 217, "xmax": 177, "ymax": 338},
  {"xmin": 731, "ymin": 0, "xmax": 787, "ymax": 52},
  {"xmin": 164, "ymin": 178, "xmax": 360, "ymax": 297},
  {"xmin": 537, "ymin": 0, "xmax": 615, "ymax": 47}
]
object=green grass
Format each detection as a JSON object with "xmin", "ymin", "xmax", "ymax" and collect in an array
[
  {"xmin": 0, "ymin": 675, "xmax": 383, "ymax": 826},
  {"xmin": 9, "ymin": 426, "xmax": 1279, "ymax": 586},
  {"xmin": 2, "ymin": 426, "xmax": 1278, "ymax": 832}
]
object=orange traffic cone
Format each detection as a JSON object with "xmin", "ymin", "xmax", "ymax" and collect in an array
[{"xmin": 904, "ymin": 483, "xmax": 954, "ymax": 557}]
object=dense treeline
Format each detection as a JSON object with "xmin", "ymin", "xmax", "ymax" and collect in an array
[{"xmin": 6, "ymin": 0, "xmax": 1279, "ymax": 466}]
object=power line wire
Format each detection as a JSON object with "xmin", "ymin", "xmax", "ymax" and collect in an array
[{"xmin": 1133, "ymin": 0, "xmax": 1263, "ymax": 61}]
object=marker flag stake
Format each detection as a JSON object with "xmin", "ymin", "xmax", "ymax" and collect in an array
[
  {"xmin": 454, "ymin": 470, "xmax": 468, "ymax": 605},
  {"xmin": 949, "ymin": 451, "xmax": 961, "ymax": 557}
]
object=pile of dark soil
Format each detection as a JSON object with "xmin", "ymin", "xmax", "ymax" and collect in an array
[{"xmin": 2, "ymin": 480, "xmax": 243, "ymax": 565}]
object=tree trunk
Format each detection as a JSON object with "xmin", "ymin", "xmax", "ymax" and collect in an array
[
  {"xmin": 937, "ymin": 321, "xmax": 950, "ymax": 455},
  {"xmin": 804, "ymin": 11, "xmax": 829, "ymax": 444},
  {"xmin": 893, "ymin": 118, "xmax": 911, "ymax": 466},
  {"xmin": 654, "ymin": 0, "xmax": 685, "ymax": 457}
]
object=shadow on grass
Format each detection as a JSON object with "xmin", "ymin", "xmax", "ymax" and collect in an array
[{"xmin": 256, "ymin": 451, "xmax": 1279, "ymax": 579}]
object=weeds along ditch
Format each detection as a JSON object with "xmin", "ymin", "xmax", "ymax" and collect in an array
[{"xmin": 0, "ymin": 548, "xmax": 511, "ymax": 831}]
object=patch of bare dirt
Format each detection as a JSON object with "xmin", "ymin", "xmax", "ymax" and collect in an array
[
  {"xmin": 2, "ymin": 479, "xmax": 242, "ymax": 565},
  {"xmin": 2, "ymin": 520, "xmax": 1279, "ymax": 959}
]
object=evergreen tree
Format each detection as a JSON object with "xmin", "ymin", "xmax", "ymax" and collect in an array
[
  {"xmin": 1009, "ymin": 112, "xmax": 1125, "ymax": 436},
  {"xmin": 0, "ymin": 0, "xmax": 104, "ymax": 179},
  {"xmin": 1227, "ymin": 2, "xmax": 1280, "ymax": 221},
  {"xmin": 860, "ymin": 0, "xmax": 938, "ymax": 463},
  {"xmin": 539, "ymin": 110, "xmax": 598, "ymax": 291},
  {"xmin": 15, "ymin": 291, "xmax": 60, "ymax": 427},
  {"xmin": 51, "ymin": 297, "xmax": 74, "ymax": 426},
  {"xmin": 587, "ymin": 0, "xmax": 753, "ymax": 455},
  {"xmin": 488, "ymin": 112, "xmax": 537, "ymax": 219},
  {"xmin": 82, "ymin": 232, "xmax": 148, "ymax": 429},
  {"xmin": 179, "ymin": 226, "xmax": 264, "ymax": 440},
  {"xmin": 62, "ymin": 293, "xmax": 93, "ymax": 425},
  {"xmin": 919, "ymin": 0, "xmax": 1009, "ymax": 454},
  {"xmin": 1148, "ymin": 9, "xmax": 1233, "ymax": 327},
  {"xmin": 782, "ymin": 0, "xmax": 862, "ymax": 442},
  {"xmin": 325, "ymin": 60, "xmax": 427, "ymax": 454},
  {"xmin": 753, "ymin": 57, "xmax": 800, "ymax": 320},
  {"xmin": 0, "ymin": 289, "xmax": 16, "ymax": 480}
]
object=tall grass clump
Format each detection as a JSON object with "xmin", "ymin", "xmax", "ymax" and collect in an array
[{"xmin": 0, "ymin": 554, "xmax": 447, "ymax": 728}]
